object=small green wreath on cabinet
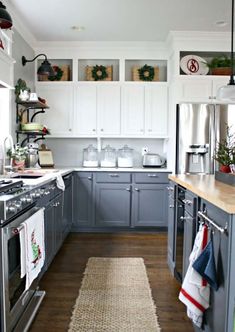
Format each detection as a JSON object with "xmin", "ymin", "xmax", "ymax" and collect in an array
[
  {"xmin": 138, "ymin": 64, "xmax": 155, "ymax": 81},
  {"xmin": 91, "ymin": 65, "xmax": 108, "ymax": 81},
  {"xmin": 48, "ymin": 65, "xmax": 64, "ymax": 81}
]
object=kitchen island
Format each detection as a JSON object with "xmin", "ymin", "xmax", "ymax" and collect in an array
[{"xmin": 168, "ymin": 174, "xmax": 235, "ymax": 332}]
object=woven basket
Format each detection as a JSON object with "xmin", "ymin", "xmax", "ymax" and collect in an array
[
  {"xmin": 38, "ymin": 65, "xmax": 70, "ymax": 81},
  {"xmin": 132, "ymin": 66, "xmax": 159, "ymax": 81},
  {"xmin": 211, "ymin": 67, "xmax": 232, "ymax": 76},
  {"xmin": 86, "ymin": 65, "xmax": 113, "ymax": 81}
]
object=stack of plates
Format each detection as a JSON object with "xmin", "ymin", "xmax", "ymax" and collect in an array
[{"xmin": 21, "ymin": 123, "xmax": 43, "ymax": 131}]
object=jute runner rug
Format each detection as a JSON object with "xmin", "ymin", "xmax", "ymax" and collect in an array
[{"xmin": 68, "ymin": 257, "xmax": 161, "ymax": 332}]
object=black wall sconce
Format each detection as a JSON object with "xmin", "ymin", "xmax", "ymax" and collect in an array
[
  {"xmin": 0, "ymin": 1, "xmax": 12, "ymax": 29},
  {"xmin": 22, "ymin": 54, "xmax": 55, "ymax": 77}
]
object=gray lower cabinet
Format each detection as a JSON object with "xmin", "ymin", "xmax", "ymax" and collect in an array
[
  {"xmin": 73, "ymin": 171, "xmax": 170, "ymax": 230},
  {"xmin": 95, "ymin": 183, "xmax": 131, "ymax": 227},
  {"xmin": 132, "ymin": 184, "xmax": 168, "ymax": 227},
  {"xmin": 73, "ymin": 172, "xmax": 93, "ymax": 228},
  {"xmin": 44, "ymin": 193, "xmax": 63, "ymax": 269},
  {"xmin": 167, "ymin": 182, "xmax": 175, "ymax": 276},
  {"xmin": 62, "ymin": 173, "xmax": 73, "ymax": 239},
  {"xmin": 194, "ymin": 199, "xmax": 230, "ymax": 332}
]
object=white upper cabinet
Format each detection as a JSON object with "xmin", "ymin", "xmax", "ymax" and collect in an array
[
  {"xmin": 177, "ymin": 76, "xmax": 230, "ymax": 103},
  {"xmin": 121, "ymin": 84, "xmax": 168, "ymax": 137},
  {"xmin": 97, "ymin": 85, "xmax": 121, "ymax": 136},
  {"xmin": 74, "ymin": 85, "xmax": 97, "ymax": 136},
  {"xmin": 121, "ymin": 85, "xmax": 145, "ymax": 136},
  {"xmin": 36, "ymin": 83, "xmax": 74, "ymax": 136},
  {"xmin": 145, "ymin": 85, "xmax": 168, "ymax": 136}
]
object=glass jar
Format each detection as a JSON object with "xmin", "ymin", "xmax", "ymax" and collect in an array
[
  {"xmin": 83, "ymin": 144, "xmax": 98, "ymax": 167},
  {"xmin": 117, "ymin": 145, "xmax": 134, "ymax": 168},
  {"xmin": 100, "ymin": 145, "xmax": 116, "ymax": 167}
]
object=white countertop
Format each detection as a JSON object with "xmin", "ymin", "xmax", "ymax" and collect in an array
[{"xmin": 2, "ymin": 166, "xmax": 172, "ymax": 187}]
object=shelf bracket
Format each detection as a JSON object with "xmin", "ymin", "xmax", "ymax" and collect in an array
[{"xmin": 31, "ymin": 110, "xmax": 45, "ymax": 122}]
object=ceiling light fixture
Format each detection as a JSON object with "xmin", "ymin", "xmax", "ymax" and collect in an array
[
  {"xmin": 22, "ymin": 54, "xmax": 55, "ymax": 77},
  {"xmin": 0, "ymin": 1, "xmax": 12, "ymax": 29},
  {"xmin": 217, "ymin": 0, "xmax": 235, "ymax": 101}
]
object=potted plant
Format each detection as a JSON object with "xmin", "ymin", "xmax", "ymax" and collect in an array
[
  {"xmin": 214, "ymin": 125, "xmax": 235, "ymax": 173},
  {"xmin": 7, "ymin": 144, "xmax": 28, "ymax": 169},
  {"xmin": 206, "ymin": 55, "xmax": 232, "ymax": 75}
]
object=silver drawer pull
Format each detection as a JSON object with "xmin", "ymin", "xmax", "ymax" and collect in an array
[
  {"xmin": 180, "ymin": 216, "xmax": 192, "ymax": 221},
  {"xmin": 88, "ymin": 176, "xmax": 92, "ymax": 180},
  {"xmin": 126, "ymin": 188, "xmax": 131, "ymax": 191},
  {"xmin": 182, "ymin": 199, "xmax": 192, "ymax": 205},
  {"xmin": 135, "ymin": 188, "xmax": 139, "ymax": 191},
  {"xmin": 169, "ymin": 205, "xmax": 174, "ymax": 208},
  {"xmin": 167, "ymin": 186, "xmax": 174, "ymax": 191},
  {"xmin": 147, "ymin": 174, "xmax": 158, "ymax": 178},
  {"xmin": 109, "ymin": 174, "xmax": 119, "ymax": 177}
]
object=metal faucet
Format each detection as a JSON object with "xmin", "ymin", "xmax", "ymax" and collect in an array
[{"xmin": 3, "ymin": 135, "xmax": 15, "ymax": 174}]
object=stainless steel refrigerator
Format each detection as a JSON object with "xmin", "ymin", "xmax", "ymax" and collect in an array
[{"xmin": 176, "ymin": 103, "xmax": 235, "ymax": 174}]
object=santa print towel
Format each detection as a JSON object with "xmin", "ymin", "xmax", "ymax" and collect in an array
[
  {"xmin": 179, "ymin": 224, "xmax": 210, "ymax": 328},
  {"xmin": 19, "ymin": 208, "xmax": 45, "ymax": 290}
]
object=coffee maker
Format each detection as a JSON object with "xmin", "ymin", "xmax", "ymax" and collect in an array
[{"xmin": 26, "ymin": 142, "xmax": 39, "ymax": 168}]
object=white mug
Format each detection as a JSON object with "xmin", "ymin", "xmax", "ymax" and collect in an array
[{"xmin": 29, "ymin": 92, "xmax": 38, "ymax": 101}]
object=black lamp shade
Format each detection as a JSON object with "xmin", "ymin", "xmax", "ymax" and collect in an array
[
  {"xmin": 37, "ymin": 59, "xmax": 55, "ymax": 76},
  {"xmin": 0, "ymin": 2, "xmax": 12, "ymax": 29}
]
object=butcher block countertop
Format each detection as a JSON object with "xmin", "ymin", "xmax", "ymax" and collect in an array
[{"xmin": 169, "ymin": 174, "xmax": 235, "ymax": 214}]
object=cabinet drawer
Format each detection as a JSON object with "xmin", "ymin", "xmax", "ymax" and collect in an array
[
  {"xmin": 183, "ymin": 190, "xmax": 197, "ymax": 216},
  {"xmin": 134, "ymin": 172, "xmax": 169, "ymax": 184},
  {"xmin": 96, "ymin": 172, "xmax": 131, "ymax": 183}
]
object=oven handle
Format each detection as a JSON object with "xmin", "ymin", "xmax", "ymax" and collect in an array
[{"xmin": 5, "ymin": 207, "xmax": 44, "ymax": 240}]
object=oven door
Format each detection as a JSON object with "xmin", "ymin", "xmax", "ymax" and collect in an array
[{"xmin": 0, "ymin": 206, "xmax": 44, "ymax": 332}]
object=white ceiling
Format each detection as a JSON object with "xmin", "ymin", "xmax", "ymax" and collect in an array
[{"xmin": 8, "ymin": 0, "xmax": 232, "ymax": 42}]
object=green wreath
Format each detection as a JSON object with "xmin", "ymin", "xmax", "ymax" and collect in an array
[
  {"xmin": 48, "ymin": 65, "xmax": 63, "ymax": 81},
  {"xmin": 138, "ymin": 64, "xmax": 155, "ymax": 81},
  {"xmin": 92, "ymin": 65, "xmax": 108, "ymax": 81}
]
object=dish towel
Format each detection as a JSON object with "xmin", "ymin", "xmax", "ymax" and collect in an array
[
  {"xmin": 179, "ymin": 224, "xmax": 210, "ymax": 328},
  {"xmin": 193, "ymin": 237, "xmax": 218, "ymax": 291},
  {"xmin": 19, "ymin": 208, "xmax": 45, "ymax": 290},
  {"xmin": 56, "ymin": 173, "xmax": 65, "ymax": 191}
]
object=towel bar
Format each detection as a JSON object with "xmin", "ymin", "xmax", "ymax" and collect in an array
[{"xmin": 198, "ymin": 211, "xmax": 228, "ymax": 234}]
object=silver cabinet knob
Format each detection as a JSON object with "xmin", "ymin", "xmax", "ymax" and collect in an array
[
  {"xmin": 100, "ymin": 128, "xmax": 104, "ymax": 132},
  {"xmin": 92, "ymin": 129, "xmax": 96, "ymax": 132},
  {"xmin": 88, "ymin": 176, "xmax": 92, "ymax": 180},
  {"xmin": 135, "ymin": 188, "xmax": 139, "ymax": 191},
  {"xmin": 169, "ymin": 205, "xmax": 174, "ymax": 208},
  {"xmin": 180, "ymin": 216, "xmax": 192, "ymax": 221},
  {"xmin": 69, "ymin": 128, "xmax": 72, "ymax": 132},
  {"xmin": 126, "ymin": 188, "xmax": 131, "ymax": 191}
]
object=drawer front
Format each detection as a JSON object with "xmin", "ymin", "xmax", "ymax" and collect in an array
[
  {"xmin": 134, "ymin": 172, "xmax": 169, "ymax": 184},
  {"xmin": 96, "ymin": 172, "xmax": 131, "ymax": 183},
  {"xmin": 183, "ymin": 190, "xmax": 197, "ymax": 216}
]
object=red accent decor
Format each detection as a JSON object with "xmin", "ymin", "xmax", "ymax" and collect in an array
[
  {"xmin": 220, "ymin": 165, "xmax": 231, "ymax": 173},
  {"xmin": 201, "ymin": 225, "xmax": 208, "ymax": 287},
  {"xmin": 180, "ymin": 288, "xmax": 206, "ymax": 312},
  {"xmin": 0, "ymin": 39, "xmax": 4, "ymax": 50},
  {"xmin": 187, "ymin": 59, "xmax": 199, "ymax": 73}
]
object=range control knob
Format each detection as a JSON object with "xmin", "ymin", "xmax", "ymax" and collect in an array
[
  {"xmin": 15, "ymin": 201, "xmax": 22, "ymax": 210},
  {"xmin": 7, "ymin": 205, "xmax": 17, "ymax": 213},
  {"xmin": 20, "ymin": 197, "xmax": 27, "ymax": 203},
  {"xmin": 26, "ymin": 196, "xmax": 33, "ymax": 203}
]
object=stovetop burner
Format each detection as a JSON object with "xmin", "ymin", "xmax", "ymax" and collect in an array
[{"xmin": 0, "ymin": 179, "xmax": 23, "ymax": 194}]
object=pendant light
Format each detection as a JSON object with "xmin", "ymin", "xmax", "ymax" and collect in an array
[
  {"xmin": 0, "ymin": 1, "xmax": 12, "ymax": 29},
  {"xmin": 217, "ymin": 0, "xmax": 235, "ymax": 101},
  {"xmin": 22, "ymin": 54, "xmax": 55, "ymax": 77}
]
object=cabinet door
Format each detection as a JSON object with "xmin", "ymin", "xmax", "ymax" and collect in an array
[
  {"xmin": 36, "ymin": 83, "xmax": 74, "ymax": 136},
  {"xmin": 95, "ymin": 183, "xmax": 131, "ymax": 227},
  {"xmin": 44, "ymin": 203, "xmax": 55, "ymax": 269},
  {"xmin": 54, "ymin": 194, "xmax": 63, "ymax": 253},
  {"xmin": 178, "ymin": 78, "xmax": 212, "ymax": 103},
  {"xmin": 182, "ymin": 210, "xmax": 195, "ymax": 279},
  {"xmin": 73, "ymin": 172, "xmax": 93, "ymax": 228},
  {"xmin": 196, "ymin": 200, "xmax": 229, "ymax": 332},
  {"xmin": 97, "ymin": 85, "xmax": 121, "ymax": 135},
  {"xmin": 168, "ymin": 195, "xmax": 175, "ymax": 275},
  {"xmin": 132, "ymin": 184, "xmax": 168, "ymax": 227},
  {"xmin": 121, "ymin": 85, "xmax": 145, "ymax": 135},
  {"xmin": 145, "ymin": 85, "xmax": 168, "ymax": 136},
  {"xmin": 74, "ymin": 85, "xmax": 97, "ymax": 135},
  {"xmin": 62, "ymin": 174, "xmax": 73, "ymax": 239}
]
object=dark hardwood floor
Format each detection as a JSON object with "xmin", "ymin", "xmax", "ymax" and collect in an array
[{"xmin": 29, "ymin": 232, "xmax": 194, "ymax": 332}]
